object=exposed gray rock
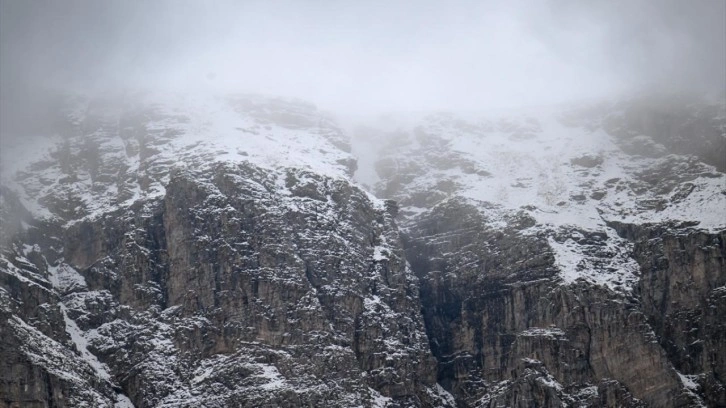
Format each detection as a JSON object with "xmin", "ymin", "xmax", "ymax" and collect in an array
[{"xmin": 1, "ymin": 93, "xmax": 724, "ymax": 408}]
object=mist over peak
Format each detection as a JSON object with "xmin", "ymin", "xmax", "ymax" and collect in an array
[
  {"xmin": 1, "ymin": 4, "xmax": 726, "ymax": 407},
  {"xmin": 1, "ymin": 0, "xmax": 723, "ymax": 121}
]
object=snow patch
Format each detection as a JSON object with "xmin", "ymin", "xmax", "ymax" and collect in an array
[
  {"xmin": 369, "ymin": 387, "xmax": 392, "ymax": 408},
  {"xmin": 115, "ymin": 394, "xmax": 135, "ymax": 408},
  {"xmin": 48, "ymin": 263, "xmax": 87, "ymax": 292},
  {"xmin": 547, "ymin": 227, "xmax": 639, "ymax": 293},
  {"xmin": 677, "ymin": 372, "xmax": 706, "ymax": 408},
  {"xmin": 520, "ymin": 327, "xmax": 566, "ymax": 338},
  {"xmin": 257, "ymin": 364, "xmax": 287, "ymax": 390},
  {"xmin": 60, "ymin": 304, "xmax": 111, "ymax": 380}
]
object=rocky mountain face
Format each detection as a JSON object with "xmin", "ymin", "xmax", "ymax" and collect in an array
[
  {"xmin": 0, "ymin": 92, "xmax": 724, "ymax": 407},
  {"xmin": 355, "ymin": 96, "xmax": 725, "ymax": 407}
]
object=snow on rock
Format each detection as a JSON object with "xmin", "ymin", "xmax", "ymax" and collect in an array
[
  {"xmin": 372, "ymin": 234, "xmax": 391, "ymax": 262},
  {"xmin": 519, "ymin": 327, "xmax": 566, "ymax": 338},
  {"xmin": 4, "ymin": 92, "xmax": 356, "ymax": 225},
  {"xmin": 48, "ymin": 262, "xmax": 88, "ymax": 293},
  {"xmin": 547, "ymin": 226, "xmax": 640, "ymax": 292},
  {"xmin": 371, "ymin": 107, "xmax": 724, "ymax": 232},
  {"xmin": 0, "ymin": 251, "xmax": 52, "ymax": 292},
  {"xmin": 425, "ymin": 384, "xmax": 457, "ymax": 407},
  {"xmin": 2, "ymin": 92, "xmax": 723, "ymax": 407},
  {"xmin": 115, "ymin": 394, "xmax": 135, "ymax": 408},
  {"xmin": 8, "ymin": 315, "xmax": 117, "ymax": 406},
  {"xmin": 677, "ymin": 372, "xmax": 707, "ymax": 408},
  {"xmin": 369, "ymin": 387, "xmax": 393, "ymax": 407},
  {"xmin": 60, "ymin": 304, "xmax": 111, "ymax": 381},
  {"xmin": 256, "ymin": 363, "xmax": 287, "ymax": 390},
  {"xmin": 357, "ymin": 101, "xmax": 725, "ymax": 294}
]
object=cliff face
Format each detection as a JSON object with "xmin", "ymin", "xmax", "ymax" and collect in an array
[
  {"xmin": 609, "ymin": 222, "xmax": 726, "ymax": 407},
  {"xmin": 404, "ymin": 201, "xmax": 717, "ymax": 407},
  {"xmin": 0, "ymin": 94, "xmax": 453, "ymax": 407},
  {"xmin": 61, "ymin": 164, "xmax": 443, "ymax": 407},
  {"xmin": 359, "ymin": 96, "xmax": 725, "ymax": 407},
  {"xmin": 1, "ymin": 93, "xmax": 724, "ymax": 407}
]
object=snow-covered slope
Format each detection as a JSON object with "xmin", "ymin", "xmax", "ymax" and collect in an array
[
  {"xmin": 1, "ymin": 92, "xmax": 724, "ymax": 407},
  {"xmin": 355, "ymin": 100, "xmax": 726, "ymax": 293},
  {"xmin": 348, "ymin": 96, "xmax": 725, "ymax": 406},
  {"xmin": 0, "ymin": 92, "xmax": 457, "ymax": 407},
  {"xmin": 1, "ymin": 92, "xmax": 356, "ymax": 224}
]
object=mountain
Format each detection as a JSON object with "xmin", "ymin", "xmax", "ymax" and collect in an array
[
  {"xmin": 353, "ymin": 95, "xmax": 725, "ymax": 407},
  {"xmin": 1, "ymin": 91, "xmax": 724, "ymax": 407}
]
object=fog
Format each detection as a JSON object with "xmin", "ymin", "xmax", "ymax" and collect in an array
[{"xmin": 1, "ymin": 0, "xmax": 724, "ymax": 127}]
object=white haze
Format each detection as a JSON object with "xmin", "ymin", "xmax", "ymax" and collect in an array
[
  {"xmin": 1, "ymin": 0, "xmax": 724, "ymax": 119},
  {"xmin": 0, "ymin": 0, "xmax": 724, "ymax": 236}
]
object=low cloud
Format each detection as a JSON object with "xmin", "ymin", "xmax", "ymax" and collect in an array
[{"xmin": 1, "ymin": 0, "xmax": 723, "ymax": 122}]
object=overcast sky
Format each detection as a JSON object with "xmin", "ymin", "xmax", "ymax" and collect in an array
[{"xmin": 1, "ymin": 0, "xmax": 724, "ymax": 115}]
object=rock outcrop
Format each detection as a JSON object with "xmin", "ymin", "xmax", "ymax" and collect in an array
[
  {"xmin": 0, "ymin": 94, "xmax": 452, "ymax": 407},
  {"xmin": 359, "ymin": 96, "xmax": 725, "ymax": 407},
  {"xmin": 1, "ymin": 92, "xmax": 724, "ymax": 407}
]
